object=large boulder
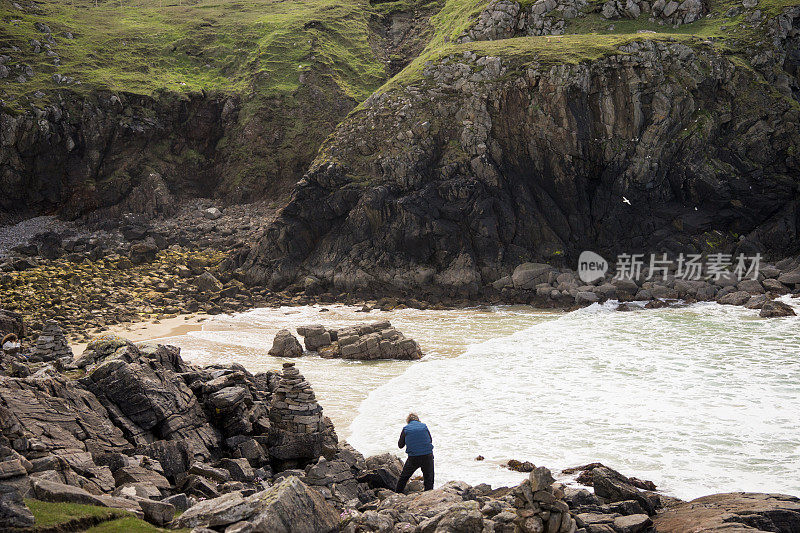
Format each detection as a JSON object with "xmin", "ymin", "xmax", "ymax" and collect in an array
[
  {"xmin": 654, "ymin": 493, "xmax": 800, "ymax": 532},
  {"xmin": 295, "ymin": 322, "xmax": 423, "ymax": 361},
  {"xmin": 358, "ymin": 453, "xmax": 404, "ymax": 490},
  {"xmin": 80, "ymin": 344, "xmax": 221, "ymax": 455},
  {"xmin": 512, "ymin": 263, "xmax": 554, "ymax": 290},
  {"xmin": 128, "ymin": 238, "xmax": 159, "ymax": 264},
  {"xmin": 195, "ymin": 271, "xmax": 223, "ymax": 292},
  {"xmin": 176, "ymin": 477, "xmax": 339, "ymax": 532},
  {"xmin": 296, "ymin": 325, "xmax": 331, "ymax": 351},
  {"xmin": 717, "ymin": 290, "xmax": 751, "ymax": 306},
  {"xmin": 777, "ymin": 268, "xmax": 800, "ymax": 286},
  {"xmin": 268, "ymin": 330, "xmax": 304, "ymax": 358},
  {"xmin": 175, "ymin": 490, "xmax": 261, "ymax": 528},
  {"xmin": 379, "ymin": 487, "xmax": 464, "ymax": 517},
  {"xmin": 759, "ymin": 300, "xmax": 796, "ymax": 318},
  {"xmin": 74, "ymin": 334, "xmax": 135, "ymax": 369},
  {"xmin": 430, "ymin": 500, "xmax": 484, "ymax": 533},
  {"xmin": 31, "ymin": 477, "xmax": 109, "ymax": 506},
  {"xmin": 249, "ymin": 476, "xmax": 342, "ymax": 532},
  {"xmin": 592, "ymin": 466, "xmax": 659, "ymax": 515}
]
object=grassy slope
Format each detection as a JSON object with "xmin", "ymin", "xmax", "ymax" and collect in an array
[
  {"xmin": 0, "ymin": 0, "xmax": 386, "ymax": 108},
  {"xmin": 7, "ymin": 0, "xmax": 792, "ymax": 106},
  {"xmin": 1, "ymin": 0, "xmax": 797, "ymax": 195}
]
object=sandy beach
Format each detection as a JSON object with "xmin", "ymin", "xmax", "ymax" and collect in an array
[{"xmin": 70, "ymin": 313, "xmax": 210, "ymax": 355}]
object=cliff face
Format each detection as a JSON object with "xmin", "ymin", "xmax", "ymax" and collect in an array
[
  {"xmin": 0, "ymin": 0, "xmax": 433, "ymax": 220},
  {"xmin": 0, "ymin": 81, "xmax": 356, "ymax": 220},
  {"xmin": 241, "ymin": 6, "xmax": 800, "ymax": 297},
  {"xmin": 0, "ymin": 91, "xmax": 229, "ymax": 220}
]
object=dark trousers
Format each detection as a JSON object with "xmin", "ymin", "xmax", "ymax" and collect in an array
[{"xmin": 395, "ymin": 453, "xmax": 434, "ymax": 493}]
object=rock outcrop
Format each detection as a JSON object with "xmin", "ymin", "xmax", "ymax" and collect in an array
[
  {"xmin": 241, "ymin": 30, "xmax": 800, "ymax": 298},
  {"xmin": 295, "ymin": 321, "xmax": 423, "ymax": 360},
  {"xmin": 0, "ymin": 483, "xmax": 34, "ymax": 527},
  {"xmin": 176, "ymin": 476, "xmax": 340, "ymax": 532},
  {"xmin": 268, "ymin": 329, "xmax": 304, "ymax": 358},
  {"xmin": 459, "ymin": 0, "xmax": 707, "ymax": 44},
  {"xmin": 0, "ymin": 334, "xmax": 364, "ymax": 528},
  {"xmin": 759, "ymin": 299, "xmax": 797, "ymax": 317},
  {"xmin": 601, "ymin": 0, "xmax": 708, "ymax": 25},
  {"xmin": 79, "ymin": 343, "xmax": 223, "ymax": 457},
  {"xmin": 654, "ymin": 492, "xmax": 800, "ymax": 532}
]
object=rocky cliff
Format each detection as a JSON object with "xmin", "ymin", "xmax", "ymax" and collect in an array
[
  {"xmin": 240, "ymin": 2, "xmax": 800, "ymax": 297},
  {"xmin": 0, "ymin": 0, "xmax": 436, "ymax": 220}
]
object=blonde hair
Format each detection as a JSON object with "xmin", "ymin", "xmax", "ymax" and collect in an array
[{"xmin": 406, "ymin": 413, "xmax": 419, "ymax": 423}]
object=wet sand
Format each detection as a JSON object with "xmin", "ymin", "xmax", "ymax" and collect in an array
[{"xmin": 70, "ymin": 313, "xmax": 209, "ymax": 354}]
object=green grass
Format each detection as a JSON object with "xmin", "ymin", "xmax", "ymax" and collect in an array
[
  {"xmin": 21, "ymin": 499, "xmax": 188, "ymax": 533},
  {"xmin": 375, "ymin": 0, "xmax": 800, "ymax": 92},
  {"xmin": 0, "ymin": 0, "xmax": 386, "ymax": 104},
  {"xmin": 3, "ymin": 0, "xmax": 798, "ymax": 109},
  {"xmin": 24, "ymin": 499, "xmax": 123, "ymax": 528}
]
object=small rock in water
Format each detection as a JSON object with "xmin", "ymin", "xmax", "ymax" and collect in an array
[
  {"xmin": 506, "ymin": 459, "xmax": 534, "ymax": 472},
  {"xmin": 268, "ymin": 329, "xmax": 304, "ymax": 358},
  {"xmin": 759, "ymin": 300, "xmax": 796, "ymax": 318}
]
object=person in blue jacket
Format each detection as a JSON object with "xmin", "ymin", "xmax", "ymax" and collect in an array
[{"xmin": 395, "ymin": 412, "xmax": 434, "ymax": 492}]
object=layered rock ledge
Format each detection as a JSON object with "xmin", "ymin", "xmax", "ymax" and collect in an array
[{"xmin": 269, "ymin": 321, "xmax": 424, "ymax": 361}]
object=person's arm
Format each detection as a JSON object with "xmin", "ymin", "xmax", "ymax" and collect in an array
[
  {"xmin": 398, "ymin": 428, "xmax": 406, "ymax": 449},
  {"xmin": 426, "ymin": 427, "xmax": 432, "ymax": 444}
]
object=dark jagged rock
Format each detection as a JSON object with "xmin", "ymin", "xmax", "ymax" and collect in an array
[
  {"xmin": 760, "ymin": 300, "xmax": 797, "ymax": 318},
  {"xmin": 506, "ymin": 459, "xmax": 535, "ymax": 473},
  {"xmin": 0, "ymin": 483, "xmax": 34, "ymax": 528},
  {"xmin": 0, "ymin": 310, "xmax": 24, "ymax": 339},
  {"xmin": 592, "ymin": 466, "xmax": 660, "ymax": 516},
  {"xmin": 0, "ymin": 375, "xmax": 133, "ymax": 456},
  {"xmin": 241, "ymin": 34, "xmax": 800, "ymax": 298},
  {"xmin": 80, "ymin": 344, "xmax": 222, "ymax": 456}
]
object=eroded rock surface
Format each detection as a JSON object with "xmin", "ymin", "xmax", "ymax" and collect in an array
[
  {"xmin": 653, "ymin": 492, "xmax": 800, "ymax": 532},
  {"xmin": 295, "ymin": 321, "xmax": 423, "ymax": 360},
  {"xmin": 241, "ymin": 34, "xmax": 800, "ymax": 299}
]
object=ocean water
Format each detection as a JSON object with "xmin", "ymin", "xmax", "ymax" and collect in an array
[{"xmin": 154, "ymin": 299, "xmax": 800, "ymax": 501}]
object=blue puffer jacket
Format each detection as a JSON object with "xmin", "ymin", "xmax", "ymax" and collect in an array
[{"xmin": 399, "ymin": 420, "xmax": 434, "ymax": 456}]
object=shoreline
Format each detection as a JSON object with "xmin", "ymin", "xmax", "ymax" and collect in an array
[
  {"xmin": 69, "ymin": 313, "xmax": 210, "ymax": 354},
  {"xmin": 4, "ymin": 295, "xmax": 800, "ymax": 531}
]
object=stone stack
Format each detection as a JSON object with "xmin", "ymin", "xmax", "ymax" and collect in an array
[
  {"xmin": 267, "ymin": 363, "xmax": 333, "ymax": 469},
  {"xmin": 29, "ymin": 320, "xmax": 72, "ymax": 362},
  {"xmin": 269, "ymin": 363, "xmax": 324, "ymax": 435}
]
